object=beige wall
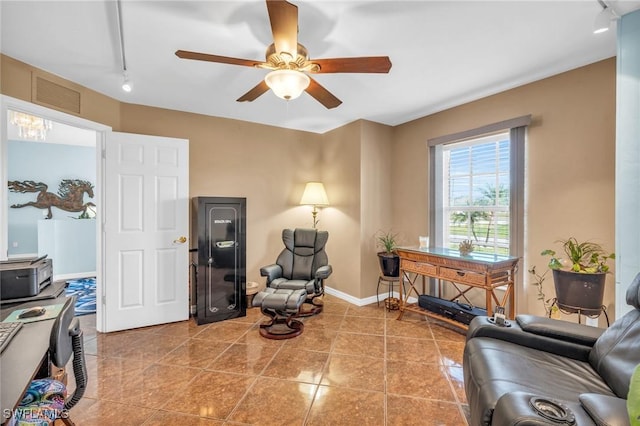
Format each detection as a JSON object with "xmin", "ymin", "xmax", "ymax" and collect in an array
[
  {"xmin": 1, "ymin": 54, "xmax": 617, "ymax": 319},
  {"xmin": 317, "ymin": 120, "xmax": 395, "ymax": 300},
  {"xmin": 359, "ymin": 121, "xmax": 394, "ymax": 298},
  {"xmin": 392, "ymin": 58, "xmax": 616, "ymax": 320},
  {"xmin": 118, "ymin": 103, "xmax": 324, "ymax": 285},
  {"xmin": 1, "ymin": 55, "xmax": 121, "ymax": 129},
  {"xmin": 320, "ymin": 121, "xmax": 363, "ymax": 296}
]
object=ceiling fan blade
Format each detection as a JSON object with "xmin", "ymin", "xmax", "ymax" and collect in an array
[
  {"xmin": 175, "ymin": 50, "xmax": 262, "ymax": 68},
  {"xmin": 310, "ymin": 56, "xmax": 392, "ymax": 74},
  {"xmin": 237, "ymin": 80, "xmax": 270, "ymax": 102},
  {"xmin": 266, "ymin": 0, "xmax": 298, "ymax": 60},
  {"xmin": 306, "ymin": 77, "xmax": 342, "ymax": 109}
]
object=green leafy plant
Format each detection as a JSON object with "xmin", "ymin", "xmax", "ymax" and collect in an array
[
  {"xmin": 542, "ymin": 237, "xmax": 615, "ymax": 274},
  {"xmin": 528, "ymin": 266, "xmax": 559, "ymax": 317},
  {"xmin": 376, "ymin": 230, "xmax": 398, "ymax": 254},
  {"xmin": 629, "ymin": 364, "xmax": 640, "ymax": 425}
]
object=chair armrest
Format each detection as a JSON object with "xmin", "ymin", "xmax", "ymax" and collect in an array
[
  {"xmin": 260, "ymin": 264, "xmax": 282, "ymax": 283},
  {"xmin": 516, "ymin": 314, "xmax": 603, "ymax": 347},
  {"xmin": 580, "ymin": 393, "xmax": 631, "ymax": 426},
  {"xmin": 466, "ymin": 316, "xmax": 593, "ymax": 361},
  {"xmin": 315, "ymin": 265, "xmax": 332, "ymax": 279},
  {"xmin": 492, "ymin": 392, "xmax": 596, "ymax": 426}
]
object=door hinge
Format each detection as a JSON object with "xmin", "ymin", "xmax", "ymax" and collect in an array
[
  {"xmin": 102, "ymin": 295, "xmax": 106, "ymax": 305},
  {"xmin": 101, "ymin": 149, "xmax": 106, "ymax": 159}
]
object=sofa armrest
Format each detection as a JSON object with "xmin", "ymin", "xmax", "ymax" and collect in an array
[
  {"xmin": 260, "ymin": 264, "xmax": 282, "ymax": 284},
  {"xmin": 315, "ymin": 265, "xmax": 332, "ymax": 280},
  {"xmin": 579, "ymin": 393, "xmax": 631, "ymax": 426},
  {"xmin": 466, "ymin": 316, "xmax": 593, "ymax": 361},
  {"xmin": 516, "ymin": 314, "xmax": 603, "ymax": 347},
  {"xmin": 491, "ymin": 392, "xmax": 596, "ymax": 426}
]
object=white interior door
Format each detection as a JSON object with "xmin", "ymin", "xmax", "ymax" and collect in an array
[{"xmin": 103, "ymin": 132, "xmax": 189, "ymax": 332}]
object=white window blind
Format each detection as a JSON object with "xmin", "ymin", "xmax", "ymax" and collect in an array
[{"xmin": 428, "ymin": 115, "xmax": 530, "ymax": 258}]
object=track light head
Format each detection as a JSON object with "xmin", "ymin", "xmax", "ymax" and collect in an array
[
  {"xmin": 122, "ymin": 73, "xmax": 133, "ymax": 92},
  {"xmin": 593, "ymin": 7, "xmax": 613, "ymax": 34}
]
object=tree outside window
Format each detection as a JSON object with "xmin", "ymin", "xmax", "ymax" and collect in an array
[{"xmin": 443, "ymin": 133, "xmax": 510, "ymax": 255}]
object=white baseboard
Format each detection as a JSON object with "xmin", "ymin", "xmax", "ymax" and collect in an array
[
  {"xmin": 324, "ymin": 286, "xmax": 418, "ymax": 306},
  {"xmin": 55, "ymin": 271, "xmax": 96, "ymax": 282}
]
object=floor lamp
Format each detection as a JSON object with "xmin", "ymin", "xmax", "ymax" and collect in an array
[{"xmin": 300, "ymin": 182, "xmax": 329, "ymax": 229}]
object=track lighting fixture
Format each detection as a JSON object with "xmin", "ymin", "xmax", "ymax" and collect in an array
[
  {"xmin": 593, "ymin": 0, "xmax": 618, "ymax": 34},
  {"xmin": 116, "ymin": 0, "xmax": 132, "ymax": 92},
  {"xmin": 121, "ymin": 73, "xmax": 133, "ymax": 92}
]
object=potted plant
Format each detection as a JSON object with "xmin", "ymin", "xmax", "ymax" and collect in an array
[
  {"xmin": 377, "ymin": 230, "xmax": 400, "ymax": 277},
  {"xmin": 542, "ymin": 237, "xmax": 615, "ymax": 315},
  {"xmin": 528, "ymin": 266, "xmax": 560, "ymax": 318}
]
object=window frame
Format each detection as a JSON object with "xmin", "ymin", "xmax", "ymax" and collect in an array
[{"xmin": 428, "ymin": 115, "xmax": 530, "ymax": 260}]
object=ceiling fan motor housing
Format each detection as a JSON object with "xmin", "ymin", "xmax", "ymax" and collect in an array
[{"xmin": 264, "ymin": 43, "xmax": 319, "ymax": 72}]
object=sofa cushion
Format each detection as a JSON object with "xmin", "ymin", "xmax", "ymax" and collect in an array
[{"xmin": 464, "ymin": 337, "xmax": 616, "ymax": 425}]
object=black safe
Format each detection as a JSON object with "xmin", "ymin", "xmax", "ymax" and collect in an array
[{"xmin": 192, "ymin": 197, "xmax": 246, "ymax": 325}]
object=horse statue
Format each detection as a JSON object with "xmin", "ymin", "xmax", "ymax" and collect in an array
[{"xmin": 8, "ymin": 179, "xmax": 95, "ymax": 219}]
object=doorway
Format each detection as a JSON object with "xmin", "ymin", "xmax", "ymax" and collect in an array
[
  {"xmin": 2, "ymin": 95, "xmax": 190, "ymax": 333},
  {"xmin": 6, "ymin": 112, "xmax": 97, "ymax": 279},
  {"xmin": 1, "ymin": 94, "xmax": 111, "ymax": 328}
]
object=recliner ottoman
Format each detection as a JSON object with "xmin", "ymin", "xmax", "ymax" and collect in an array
[{"xmin": 253, "ymin": 287, "xmax": 307, "ymax": 339}]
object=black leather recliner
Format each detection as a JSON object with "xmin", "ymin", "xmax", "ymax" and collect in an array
[
  {"xmin": 260, "ymin": 228, "xmax": 332, "ymax": 315},
  {"xmin": 463, "ymin": 273, "xmax": 640, "ymax": 426}
]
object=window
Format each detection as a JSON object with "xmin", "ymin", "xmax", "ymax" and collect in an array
[
  {"xmin": 443, "ymin": 132, "xmax": 510, "ymax": 254},
  {"xmin": 429, "ymin": 116, "xmax": 530, "ymax": 258}
]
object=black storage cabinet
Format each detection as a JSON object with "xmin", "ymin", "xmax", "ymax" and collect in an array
[{"xmin": 193, "ymin": 197, "xmax": 246, "ymax": 325}]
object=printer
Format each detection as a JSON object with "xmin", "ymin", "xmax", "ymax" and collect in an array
[{"xmin": 0, "ymin": 256, "xmax": 53, "ymax": 300}]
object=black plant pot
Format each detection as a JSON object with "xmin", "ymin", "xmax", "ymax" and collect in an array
[
  {"xmin": 378, "ymin": 252, "xmax": 400, "ymax": 277},
  {"xmin": 552, "ymin": 269, "xmax": 606, "ymax": 315}
]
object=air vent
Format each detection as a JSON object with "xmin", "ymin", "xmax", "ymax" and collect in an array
[{"xmin": 31, "ymin": 73, "xmax": 81, "ymax": 115}]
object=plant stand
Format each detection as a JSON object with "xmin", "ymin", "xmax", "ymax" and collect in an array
[
  {"xmin": 547, "ymin": 298, "xmax": 610, "ymax": 327},
  {"xmin": 377, "ymin": 274, "xmax": 404, "ymax": 311}
]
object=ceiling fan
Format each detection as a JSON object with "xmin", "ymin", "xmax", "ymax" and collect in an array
[{"xmin": 175, "ymin": 0, "xmax": 392, "ymax": 109}]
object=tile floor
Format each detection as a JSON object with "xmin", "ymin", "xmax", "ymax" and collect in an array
[{"xmin": 68, "ymin": 295, "xmax": 470, "ymax": 425}]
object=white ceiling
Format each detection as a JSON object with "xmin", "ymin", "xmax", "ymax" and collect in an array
[{"xmin": 2, "ymin": 1, "xmax": 639, "ymax": 134}]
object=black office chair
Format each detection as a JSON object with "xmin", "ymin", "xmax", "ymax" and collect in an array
[{"xmin": 11, "ymin": 296, "xmax": 87, "ymax": 426}]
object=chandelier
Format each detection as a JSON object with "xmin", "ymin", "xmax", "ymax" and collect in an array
[{"xmin": 9, "ymin": 111, "xmax": 53, "ymax": 141}]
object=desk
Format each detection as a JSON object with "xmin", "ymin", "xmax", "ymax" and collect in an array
[
  {"xmin": 396, "ymin": 247, "xmax": 519, "ymax": 329},
  {"xmin": 0, "ymin": 300, "xmax": 62, "ymax": 424}
]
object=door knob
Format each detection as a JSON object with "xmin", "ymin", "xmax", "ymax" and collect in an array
[{"xmin": 174, "ymin": 236, "xmax": 187, "ymax": 244}]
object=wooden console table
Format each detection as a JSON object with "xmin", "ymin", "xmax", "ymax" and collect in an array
[{"xmin": 396, "ymin": 247, "xmax": 519, "ymax": 329}]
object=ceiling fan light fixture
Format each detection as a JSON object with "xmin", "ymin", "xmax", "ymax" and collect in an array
[{"xmin": 264, "ymin": 69, "xmax": 310, "ymax": 100}]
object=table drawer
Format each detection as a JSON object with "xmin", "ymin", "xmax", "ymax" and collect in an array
[
  {"xmin": 440, "ymin": 267, "xmax": 485, "ymax": 285},
  {"xmin": 401, "ymin": 259, "xmax": 437, "ymax": 276}
]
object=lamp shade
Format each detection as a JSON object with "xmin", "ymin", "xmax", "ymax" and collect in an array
[
  {"xmin": 300, "ymin": 182, "xmax": 329, "ymax": 206},
  {"xmin": 265, "ymin": 69, "xmax": 310, "ymax": 100}
]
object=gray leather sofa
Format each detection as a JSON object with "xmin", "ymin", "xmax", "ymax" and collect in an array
[{"xmin": 463, "ymin": 273, "xmax": 640, "ymax": 425}]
